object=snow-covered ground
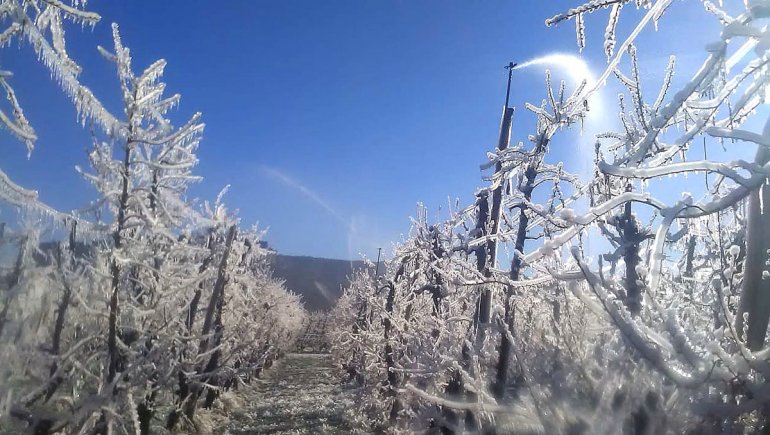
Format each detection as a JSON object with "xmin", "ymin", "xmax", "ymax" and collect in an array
[{"xmin": 224, "ymin": 353, "xmax": 354, "ymax": 434}]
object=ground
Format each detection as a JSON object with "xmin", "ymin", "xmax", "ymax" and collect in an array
[{"xmin": 223, "ymin": 353, "xmax": 355, "ymax": 434}]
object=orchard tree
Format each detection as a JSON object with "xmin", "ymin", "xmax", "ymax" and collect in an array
[
  {"xmin": 330, "ymin": 1, "xmax": 770, "ymax": 433},
  {"xmin": 0, "ymin": 9, "xmax": 307, "ymax": 434}
]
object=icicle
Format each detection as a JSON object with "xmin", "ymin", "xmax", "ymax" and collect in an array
[
  {"xmin": 576, "ymin": 13, "xmax": 586, "ymax": 52},
  {"xmin": 604, "ymin": 4, "xmax": 622, "ymax": 59}
]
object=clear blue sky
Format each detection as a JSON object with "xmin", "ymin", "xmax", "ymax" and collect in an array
[{"xmin": 2, "ymin": 1, "xmax": 714, "ymax": 260}]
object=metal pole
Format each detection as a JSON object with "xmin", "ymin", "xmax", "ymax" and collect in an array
[
  {"xmin": 476, "ymin": 64, "xmax": 516, "ymax": 348},
  {"xmin": 374, "ymin": 247, "xmax": 382, "ymax": 281},
  {"xmin": 504, "ymin": 61, "xmax": 516, "ymax": 108}
]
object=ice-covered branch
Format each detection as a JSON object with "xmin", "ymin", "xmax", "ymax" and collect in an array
[{"xmin": 598, "ymin": 159, "xmax": 768, "ymax": 187}]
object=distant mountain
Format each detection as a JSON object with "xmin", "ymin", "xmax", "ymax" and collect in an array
[
  {"xmin": 269, "ymin": 254, "xmax": 370, "ymax": 312},
  {"xmin": 34, "ymin": 240, "xmax": 365, "ymax": 312}
]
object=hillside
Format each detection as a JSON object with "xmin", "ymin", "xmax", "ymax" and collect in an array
[{"xmin": 269, "ymin": 254, "xmax": 370, "ymax": 311}]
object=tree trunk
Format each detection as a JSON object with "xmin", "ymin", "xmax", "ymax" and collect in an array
[
  {"xmin": 0, "ymin": 235, "xmax": 27, "ymax": 340},
  {"xmin": 42, "ymin": 224, "xmax": 76, "ymax": 402},
  {"xmin": 383, "ymin": 282, "xmax": 401, "ymax": 421},
  {"xmin": 96, "ymin": 139, "xmax": 134, "ymax": 435},
  {"xmin": 622, "ymin": 191, "xmax": 642, "ymax": 314},
  {"xmin": 106, "ymin": 143, "xmax": 133, "ymax": 386},
  {"xmin": 137, "ymin": 389, "xmax": 156, "ymax": 435},
  {"xmin": 167, "ymin": 231, "xmax": 216, "ymax": 430},
  {"xmin": 184, "ymin": 225, "xmax": 237, "ymax": 420},
  {"xmin": 684, "ymin": 235, "xmax": 696, "ymax": 278},
  {"xmin": 474, "ymin": 192, "xmax": 491, "ymax": 345},
  {"xmin": 736, "ymin": 145, "xmax": 770, "ymax": 350},
  {"xmin": 493, "ymin": 130, "xmax": 546, "ymax": 401}
]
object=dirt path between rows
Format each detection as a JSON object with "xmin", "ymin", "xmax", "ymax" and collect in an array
[{"xmin": 224, "ymin": 353, "xmax": 355, "ymax": 434}]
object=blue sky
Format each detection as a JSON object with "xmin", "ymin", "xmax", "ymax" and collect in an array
[{"xmin": 1, "ymin": 1, "xmax": 719, "ymax": 260}]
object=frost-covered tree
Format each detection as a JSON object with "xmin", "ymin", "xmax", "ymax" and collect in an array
[
  {"xmin": 2, "ymin": 22, "xmax": 210, "ymax": 434},
  {"xmin": 478, "ymin": 71, "xmax": 586, "ymax": 401},
  {"xmin": 0, "ymin": 0, "xmax": 105, "ymax": 156},
  {"xmin": 330, "ymin": 1, "xmax": 770, "ymax": 433},
  {"xmin": 1, "ymin": 13, "xmax": 306, "ymax": 435},
  {"xmin": 171, "ymin": 201, "xmax": 306, "ymax": 428},
  {"xmin": 548, "ymin": 1, "xmax": 770, "ymax": 430}
]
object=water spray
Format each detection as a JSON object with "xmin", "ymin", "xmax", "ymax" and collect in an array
[
  {"xmin": 513, "ymin": 53, "xmax": 597, "ymax": 89},
  {"xmin": 512, "ymin": 53, "xmax": 607, "ymax": 178}
]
